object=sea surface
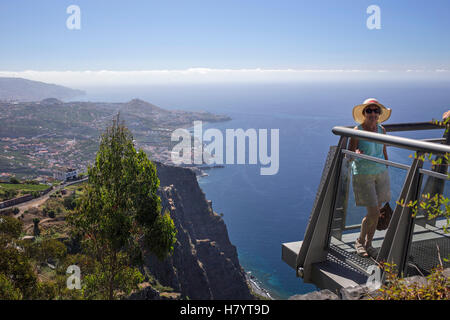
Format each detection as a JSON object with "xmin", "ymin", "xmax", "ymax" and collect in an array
[{"xmin": 73, "ymin": 81, "xmax": 450, "ymax": 299}]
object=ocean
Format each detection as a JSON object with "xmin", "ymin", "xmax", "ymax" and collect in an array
[{"xmin": 74, "ymin": 81, "xmax": 450, "ymax": 299}]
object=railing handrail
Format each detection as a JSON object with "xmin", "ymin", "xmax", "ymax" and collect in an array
[
  {"xmin": 342, "ymin": 121, "xmax": 446, "ymax": 132},
  {"xmin": 341, "ymin": 149, "xmax": 410, "ymax": 170},
  {"xmin": 332, "ymin": 126, "xmax": 450, "ymax": 155}
]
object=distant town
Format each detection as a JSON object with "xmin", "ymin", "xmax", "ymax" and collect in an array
[{"xmin": 0, "ymin": 98, "xmax": 230, "ymax": 183}]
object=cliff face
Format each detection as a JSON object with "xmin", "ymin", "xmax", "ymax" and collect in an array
[{"xmin": 143, "ymin": 162, "xmax": 253, "ymax": 300}]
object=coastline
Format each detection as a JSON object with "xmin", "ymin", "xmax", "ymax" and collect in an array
[{"xmin": 245, "ymin": 271, "xmax": 274, "ymax": 300}]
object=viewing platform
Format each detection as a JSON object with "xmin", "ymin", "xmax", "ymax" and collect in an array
[{"xmin": 282, "ymin": 121, "xmax": 450, "ymax": 292}]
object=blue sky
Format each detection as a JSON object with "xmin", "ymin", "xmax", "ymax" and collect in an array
[{"xmin": 0, "ymin": 0, "xmax": 449, "ymax": 85}]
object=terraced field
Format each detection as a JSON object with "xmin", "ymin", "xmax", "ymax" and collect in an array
[{"xmin": 0, "ymin": 182, "xmax": 50, "ymax": 201}]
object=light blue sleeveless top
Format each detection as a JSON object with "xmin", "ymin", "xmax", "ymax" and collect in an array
[{"xmin": 351, "ymin": 124, "xmax": 387, "ymax": 175}]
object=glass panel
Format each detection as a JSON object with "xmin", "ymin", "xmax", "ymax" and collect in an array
[
  {"xmin": 416, "ymin": 167, "xmax": 450, "ymax": 224},
  {"xmin": 407, "ymin": 176, "xmax": 450, "ymax": 276},
  {"xmin": 386, "ymin": 133, "xmax": 447, "ymax": 172},
  {"xmin": 386, "ymin": 146, "xmax": 416, "ymax": 168},
  {"xmin": 345, "ymin": 164, "xmax": 407, "ymax": 229},
  {"xmin": 328, "ymin": 152, "xmax": 408, "ymax": 274}
]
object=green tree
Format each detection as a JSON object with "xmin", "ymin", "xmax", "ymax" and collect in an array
[
  {"xmin": 63, "ymin": 194, "xmax": 77, "ymax": 211},
  {"xmin": 0, "ymin": 217, "xmax": 38, "ymax": 300},
  {"xmin": 48, "ymin": 210, "xmax": 56, "ymax": 218},
  {"xmin": 32, "ymin": 218, "xmax": 40, "ymax": 237},
  {"xmin": 0, "ymin": 273, "xmax": 22, "ymax": 300},
  {"xmin": 0, "ymin": 240, "xmax": 39, "ymax": 299},
  {"xmin": 4, "ymin": 189, "xmax": 18, "ymax": 200},
  {"xmin": 68, "ymin": 116, "xmax": 177, "ymax": 299},
  {"xmin": 22, "ymin": 238, "xmax": 67, "ymax": 265},
  {"xmin": 0, "ymin": 215, "xmax": 23, "ymax": 239}
]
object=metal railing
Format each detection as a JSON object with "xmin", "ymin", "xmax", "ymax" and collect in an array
[
  {"xmin": 332, "ymin": 125, "xmax": 450, "ymax": 155},
  {"xmin": 341, "ymin": 149, "xmax": 410, "ymax": 170},
  {"xmin": 293, "ymin": 121, "xmax": 449, "ymax": 285}
]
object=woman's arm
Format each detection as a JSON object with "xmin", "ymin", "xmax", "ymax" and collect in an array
[{"xmin": 348, "ymin": 126, "xmax": 360, "ymax": 153}]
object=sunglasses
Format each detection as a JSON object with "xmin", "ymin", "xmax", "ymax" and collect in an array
[{"xmin": 364, "ymin": 108, "xmax": 381, "ymax": 114}]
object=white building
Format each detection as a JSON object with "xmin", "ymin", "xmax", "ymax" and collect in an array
[{"xmin": 53, "ymin": 168, "xmax": 79, "ymax": 181}]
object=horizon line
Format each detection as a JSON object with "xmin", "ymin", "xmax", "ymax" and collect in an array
[{"xmin": 1, "ymin": 68, "xmax": 449, "ymax": 88}]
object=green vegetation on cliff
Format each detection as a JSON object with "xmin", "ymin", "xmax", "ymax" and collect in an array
[{"xmin": 0, "ymin": 117, "xmax": 177, "ymax": 300}]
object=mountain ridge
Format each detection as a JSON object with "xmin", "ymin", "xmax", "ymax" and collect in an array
[{"xmin": 0, "ymin": 77, "xmax": 85, "ymax": 102}]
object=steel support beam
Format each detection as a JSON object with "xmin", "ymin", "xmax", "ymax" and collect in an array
[
  {"xmin": 296, "ymin": 137, "xmax": 346, "ymax": 281},
  {"xmin": 378, "ymin": 157, "xmax": 423, "ymax": 276}
]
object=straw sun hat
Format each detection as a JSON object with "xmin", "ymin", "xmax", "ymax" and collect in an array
[{"xmin": 352, "ymin": 98, "xmax": 391, "ymax": 124}]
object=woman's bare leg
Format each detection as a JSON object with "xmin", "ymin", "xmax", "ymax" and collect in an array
[
  {"xmin": 359, "ymin": 206, "xmax": 380, "ymax": 248},
  {"xmin": 366, "ymin": 202, "xmax": 382, "ymax": 248}
]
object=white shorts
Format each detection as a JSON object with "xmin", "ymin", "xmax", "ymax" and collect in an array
[{"xmin": 352, "ymin": 170, "xmax": 391, "ymax": 207}]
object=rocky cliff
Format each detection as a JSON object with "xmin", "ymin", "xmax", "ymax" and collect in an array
[{"xmin": 143, "ymin": 162, "xmax": 253, "ymax": 300}]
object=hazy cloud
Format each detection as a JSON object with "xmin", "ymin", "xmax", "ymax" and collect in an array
[{"xmin": 0, "ymin": 68, "xmax": 449, "ymax": 88}]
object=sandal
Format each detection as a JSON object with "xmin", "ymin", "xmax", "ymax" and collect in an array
[
  {"xmin": 366, "ymin": 246, "xmax": 378, "ymax": 258},
  {"xmin": 355, "ymin": 239, "xmax": 368, "ymax": 257}
]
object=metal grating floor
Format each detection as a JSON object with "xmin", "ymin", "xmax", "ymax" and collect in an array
[
  {"xmin": 408, "ymin": 236, "xmax": 450, "ymax": 276},
  {"xmin": 328, "ymin": 243, "xmax": 378, "ymax": 277},
  {"xmin": 329, "ymin": 222, "xmax": 449, "ymax": 278}
]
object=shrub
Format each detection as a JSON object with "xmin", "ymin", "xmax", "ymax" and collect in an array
[
  {"xmin": 0, "ymin": 216, "xmax": 23, "ymax": 239},
  {"xmin": 0, "ymin": 273, "xmax": 22, "ymax": 300},
  {"xmin": 32, "ymin": 218, "xmax": 40, "ymax": 237},
  {"xmin": 63, "ymin": 195, "xmax": 77, "ymax": 211},
  {"xmin": 9, "ymin": 177, "xmax": 20, "ymax": 184},
  {"xmin": 23, "ymin": 238, "xmax": 67, "ymax": 265},
  {"xmin": 373, "ymin": 262, "xmax": 450, "ymax": 300},
  {"xmin": 48, "ymin": 210, "xmax": 56, "ymax": 219},
  {"xmin": 0, "ymin": 245, "xmax": 39, "ymax": 299},
  {"xmin": 4, "ymin": 189, "xmax": 18, "ymax": 200}
]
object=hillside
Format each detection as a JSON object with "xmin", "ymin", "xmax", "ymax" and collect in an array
[{"xmin": 0, "ymin": 77, "xmax": 85, "ymax": 102}]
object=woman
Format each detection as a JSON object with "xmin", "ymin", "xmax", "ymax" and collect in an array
[{"xmin": 348, "ymin": 98, "xmax": 391, "ymax": 258}]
